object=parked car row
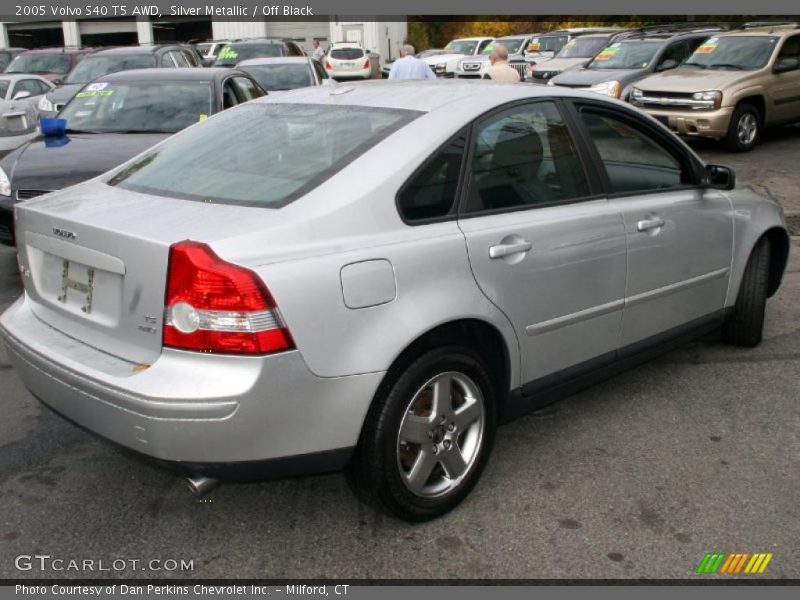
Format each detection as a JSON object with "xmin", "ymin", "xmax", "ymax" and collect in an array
[{"xmin": 420, "ymin": 22, "xmax": 800, "ymax": 152}]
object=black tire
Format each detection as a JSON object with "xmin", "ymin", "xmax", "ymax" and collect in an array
[
  {"xmin": 723, "ymin": 237, "xmax": 771, "ymax": 347},
  {"xmin": 347, "ymin": 346, "xmax": 497, "ymax": 522},
  {"xmin": 723, "ymin": 103, "xmax": 761, "ymax": 152}
]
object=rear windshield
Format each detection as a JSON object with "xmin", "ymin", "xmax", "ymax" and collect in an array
[
  {"xmin": 329, "ymin": 48, "xmax": 365, "ymax": 60},
  {"xmin": 6, "ymin": 53, "xmax": 72, "ymax": 74},
  {"xmin": 65, "ymin": 54, "xmax": 157, "ymax": 85},
  {"xmin": 556, "ymin": 36, "xmax": 612, "ymax": 59},
  {"xmin": 240, "ymin": 63, "xmax": 314, "ymax": 90},
  {"xmin": 107, "ymin": 103, "xmax": 420, "ymax": 207},
  {"xmin": 215, "ymin": 43, "xmax": 283, "ymax": 66},
  {"xmin": 60, "ymin": 82, "xmax": 213, "ymax": 134}
]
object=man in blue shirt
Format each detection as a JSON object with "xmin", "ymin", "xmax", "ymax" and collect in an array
[{"xmin": 388, "ymin": 44, "xmax": 436, "ymax": 80}]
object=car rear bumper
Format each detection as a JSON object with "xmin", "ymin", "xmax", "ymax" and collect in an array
[
  {"xmin": 637, "ymin": 106, "xmax": 735, "ymax": 139},
  {"xmin": 1, "ymin": 296, "xmax": 383, "ymax": 471},
  {"xmin": 329, "ymin": 69, "xmax": 371, "ymax": 80}
]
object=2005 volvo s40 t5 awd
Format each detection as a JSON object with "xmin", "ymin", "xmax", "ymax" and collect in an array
[{"xmin": 0, "ymin": 81, "xmax": 790, "ymax": 521}]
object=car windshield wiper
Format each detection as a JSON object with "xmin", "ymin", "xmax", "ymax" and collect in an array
[
  {"xmin": 64, "ymin": 128, "xmax": 99, "ymax": 134},
  {"xmin": 682, "ymin": 63, "xmax": 708, "ymax": 69},
  {"xmin": 708, "ymin": 63, "xmax": 745, "ymax": 70},
  {"xmin": 109, "ymin": 129, "xmax": 176, "ymax": 134}
]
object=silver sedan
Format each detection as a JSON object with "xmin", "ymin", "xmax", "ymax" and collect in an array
[{"xmin": 0, "ymin": 81, "xmax": 790, "ymax": 521}]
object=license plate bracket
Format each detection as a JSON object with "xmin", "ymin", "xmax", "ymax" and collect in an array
[{"xmin": 58, "ymin": 259, "xmax": 95, "ymax": 314}]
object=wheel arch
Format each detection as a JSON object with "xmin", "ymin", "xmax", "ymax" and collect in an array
[
  {"xmin": 763, "ymin": 226, "xmax": 790, "ymax": 297},
  {"xmin": 363, "ymin": 318, "xmax": 515, "ymax": 429},
  {"xmin": 736, "ymin": 94, "xmax": 767, "ymax": 121}
]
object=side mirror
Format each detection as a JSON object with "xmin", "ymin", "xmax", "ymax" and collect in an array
[
  {"xmin": 657, "ymin": 58, "xmax": 679, "ymax": 72},
  {"xmin": 705, "ymin": 164, "xmax": 735, "ymax": 191},
  {"xmin": 774, "ymin": 57, "xmax": 799, "ymax": 74},
  {"xmin": 12, "ymin": 90, "xmax": 31, "ymax": 100},
  {"xmin": 40, "ymin": 117, "xmax": 67, "ymax": 138},
  {"xmin": 52, "ymin": 78, "xmax": 63, "ymax": 86}
]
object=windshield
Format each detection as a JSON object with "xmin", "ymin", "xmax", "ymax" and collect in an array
[
  {"xmin": 65, "ymin": 54, "xmax": 157, "ymax": 85},
  {"xmin": 683, "ymin": 35, "xmax": 778, "ymax": 70},
  {"xmin": 240, "ymin": 64, "xmax": 314, "ymax": 90},
  {"xmin": 444, "ymin": 41, "xmax": 479, "ymax": 55},
  {"xmin": 527, "ymin": 35, "xmax": 569, "ymax": 54},
  {"xmin": 6, "ymin": 53, "xmax": 72, "ymax": 74},
  {"xmin": 482, "ymin": 37, "xmax": 526, "ymax": 55},
  {"xmin": 587, "ymin": 41, "xmax": 662, "ymax": 70},
  {"xmin": 215, "ymin": 43, "xmax": 283, "ymax": 66},
  {"xmin": 108, "ymin": 104, "xmax": 420, "ymax": 207},
  {"xmin": 329, "ymin": 48, "xmax": 365, "ymax": 60},
  {"xmin": 60, "ymin": 82, "xmax": 213, "ymax": 134},
  {"xmin": 556, "ymin": 36, "xmax": 611, "ymax": 59}
]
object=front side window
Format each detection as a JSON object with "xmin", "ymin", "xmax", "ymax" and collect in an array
[
  {"xmin": 580, "ymin": 110, "xmax": 687, "ymax": 194},
  {"xmin": 398, "ymin": 132, "xmax": 467, "ymax": 222},
  {"xmin": 777, "ymin": 34, "xmax": 800, "ymax": 64},
  {"xmin": 0, "ymin": 80, "xmax": 10, "ymax": 99},
  {"xmin": 60, "ymin": 82, "xmax": 213, "ymax": 134},
  {"xmin": 108, "ymin": 104, "xmax": 420, "ymax": 208},
  {"xmin": 464, "ymin": 101, "xmax": 590, "ymax": 213},
  {"xmin": 683, "ymin": 35, "xmax": 779, "ymax": 70},
  {"xmin": 65, "ymin": 55, "xmax": 157, "ymax": 85}
]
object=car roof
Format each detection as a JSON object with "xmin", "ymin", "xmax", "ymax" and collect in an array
[
  {"xmin": 450, "ymin": 37, "xmax": 494, "ymax": 42},
  {"xmin": 237, "ymin": 57, "xmax": 310, "ymax": 66},
  {"xmin": 17, "ymin": 47, "xmax": 91, "ymax": 55},
  {"xmin": 0, "ymin": 73, "xmax": 51, "ymax": 81},
  {"xmin": 258, "ymin": 79, "xmax": 616, "ymax": 113},
  {"xmin": 96, "ymin": 68, "xmax": 238, "ymax": 83},
  {"xmin": 226, "ymin": 38, "xmax": 288, "ymax": 46},
  {"xmin": 720, "ymin": 24, "xmax": 799, "ymax": 37},
  {"xmin": 86, "ymin": 45, "xmax": 178, "ymax": 56}
]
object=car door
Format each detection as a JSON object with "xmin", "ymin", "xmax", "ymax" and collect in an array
[
  {"xmin": 572, "ymin": 101, "xmax": 733, "ymax": 349},
  {"xmin": 457, "ymin": 99, "xmax": 627, "ymax": 385},
  {"xmin": 770, "ymin": 33, "xmax": 800, "ymax": 123}
]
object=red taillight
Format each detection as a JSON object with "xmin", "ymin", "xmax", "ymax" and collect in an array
[
  {"xmin": 363, "ymin": 58, "xmax": 370, "ymax": 69},
  {"xmin": 163, "ymin": 240, "xmax": 294, "ymax": 355},
  {"xmin": 325, "ymin": 60, "xmax": 333, "ymax": 70}
]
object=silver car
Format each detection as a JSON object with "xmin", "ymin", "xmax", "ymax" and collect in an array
[{"xmin": 0, "ymin": 81, "xmax": 790, "ymax": 521}]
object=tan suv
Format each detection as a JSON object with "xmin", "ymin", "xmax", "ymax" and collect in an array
[{"xmin": 630, "ymin": 24, "xmax": 800, "ymax": 151}]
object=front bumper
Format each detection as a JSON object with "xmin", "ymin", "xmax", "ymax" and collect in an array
[
  {"xmin": 635, "ymin": 105, "xmax": 735, "ymax": 139},
  {"xmin": 1, "ymin": 296, "xmax": 384, "ymax": 471}
]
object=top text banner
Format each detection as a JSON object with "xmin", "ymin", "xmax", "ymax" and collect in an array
[{"xmin": 1, "ymin": 0, "xmax": 799, "ymax": 21}]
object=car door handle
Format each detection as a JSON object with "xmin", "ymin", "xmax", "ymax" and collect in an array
[
  {"xmin": 489, "ymin": 240, "xmax": 533, "ymax": 259},
  {"xmin": 637, "ymin": 217, "xmax": 665, "ymax": 232}
]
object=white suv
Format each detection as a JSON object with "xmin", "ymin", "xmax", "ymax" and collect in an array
[
  {"xmin": 324, "ymin": 43, "xmax": 371, "ymax": 80},
  {"xmin": 423, "ymin": 37, "xmax": 494, "ymax": 77}
]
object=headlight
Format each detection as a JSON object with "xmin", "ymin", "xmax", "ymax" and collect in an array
[
  {"xmin": 38, "ymin": 96, "xmax": 54, "ymax": 112},
  {"xmin": 692, "ymin": 90, "xmax": 722, "ymax": 110},
  {"xmin": 0, "ymin": 166, "xmax": 11, "ymax": 197},
  {"xmin": 588, "ymin": 80, "xmax": 621, "ymax": 98}
]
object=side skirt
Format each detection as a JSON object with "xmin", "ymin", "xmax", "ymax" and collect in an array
[{"xmin": 500, "ymin": 309, "xmax": 730, "ymax": 423}]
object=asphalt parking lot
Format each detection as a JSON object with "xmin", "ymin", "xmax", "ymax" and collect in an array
[{"xmin": 0, "ymin": 129, "xmax": 798, "ymax": 580}]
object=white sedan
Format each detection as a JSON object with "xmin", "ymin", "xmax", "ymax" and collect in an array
[{"xmin": 0, "ymin": 74, "xmax": 54, "ymax": 152}]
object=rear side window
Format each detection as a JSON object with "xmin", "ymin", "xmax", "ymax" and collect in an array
[
  {"xmin": 397, "ymin": 131, "xmax": 467, "ymax": 222},
  {"xmin": 464, "ymin": 101, "xmax": 590, "ymax": 213},
  {"xmin": 330, "ymin": 48, "xmax": 365, "ymax": 60},
  {"xmin": 108, "ymin": 104, "xmax": 420, "ymax": 208},
  {"xmin": 580, "ymin": 110, "xmax": 686, "ymax": 194}
]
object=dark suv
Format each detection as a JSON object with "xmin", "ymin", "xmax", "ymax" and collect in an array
[
  {"xmin": 549, "ymin": 24, "xmax": 727, "ymax": 101},
  {"xmin": 4, "ymin": 47, "xmax": 94, "ymax": 84},
  {"xmin": 37, "ymin": 44, "xmax": 200, "ymax": 118},
  {"xmin": 214, "ymin": 38, "xmax": 305, "ymax": 67}
]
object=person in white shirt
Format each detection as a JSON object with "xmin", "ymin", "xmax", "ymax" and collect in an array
[
  {"xmin": 311, "ymin": 39, "xmax": 326, "ymax": 62},
  {"xmin": 388, "ymin": 44, "xmax": 436, "ymax": 80}
]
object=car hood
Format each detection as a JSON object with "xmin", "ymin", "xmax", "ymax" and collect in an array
[
  {"xmin": 533, "ymin": 57, "xmax": 589, "ymax": 72},
  {"xmin": 552, "ymin": 67, "xmax": 643, "ymax": 86},
  {"xmin": 635, "ymin": 67, "xmax": 755, "ymax": 92},
  {"xmin": 45, "ymin": 84, "xmax": 83, "ymax": 105},
  {"xmin": 422, "ymin": 53, "xmax": 464, "ymax": 65},
  {"xmin": 7, "ymin": 133, "xmax": 170, "ymax": 192}
]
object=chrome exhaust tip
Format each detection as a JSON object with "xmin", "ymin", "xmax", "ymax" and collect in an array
[{"xmin": 186, "ymin": 476, "xmax": 221, "ymax": 497}]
